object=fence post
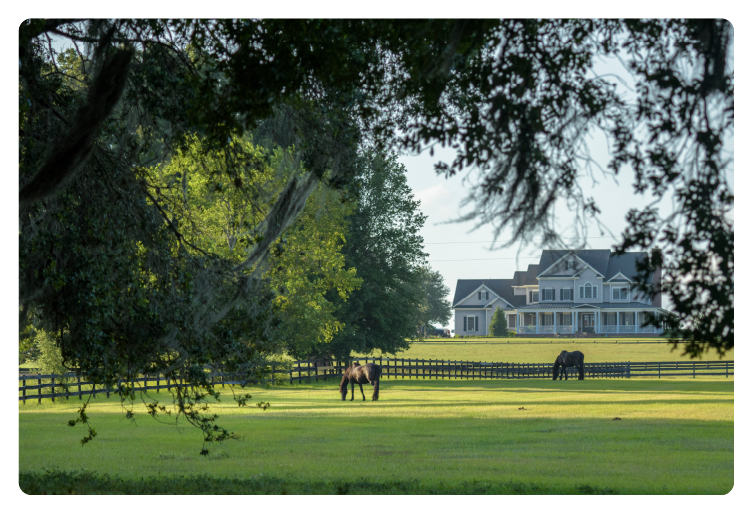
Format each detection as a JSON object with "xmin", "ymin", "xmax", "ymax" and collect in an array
[
  {"xmin": 693, "ymin": 362, "xmax": 696, "ymax": 379},
  {"xmin": 726, "ymin": 362, "xmax": 729, "ymax": 378},
  {"xmin": 658, "ymin": 362, "xmax": 661, "ymax": 379},
  {"xmin": 77, "ymin": 375, "xmax": 82, "ymax": 400},
  {"xmin": 22, "ymin": 376, "xmax": 26, "ymax": 405}
]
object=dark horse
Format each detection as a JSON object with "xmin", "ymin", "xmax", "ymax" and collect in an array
[
  {"xmin": 340, "ymin": 362, "xmax": 381, "ymax": 401},
  {"xmin": 552, "ymin": 350, "xmax": 585, "ymax": 380}
]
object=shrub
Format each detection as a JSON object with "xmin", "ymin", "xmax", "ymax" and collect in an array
[
  {"xmin": 488, "ymin": 309, "xmax": 508, "ymax": 337},
  {"xmin": 507, "ymin": 331, "xmax": 516, "ymax": 338}
]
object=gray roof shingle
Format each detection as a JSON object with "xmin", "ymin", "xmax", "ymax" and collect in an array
[
  {"xmin": 452, "ymin": 279, "xmax": 526, "ymax": 308},
  {"xmin": 538, "ymin": 249, "xmax": 611, "ymax": 277},
  {"xmin": 516, "ymin": 301, "xmax": 664, "ymax": 310},
  {"xmin": 605, "ymin": 252, "xmax": 653, "ymax": 282}
]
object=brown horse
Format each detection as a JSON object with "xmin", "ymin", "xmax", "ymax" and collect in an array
[{"xmin": 339, "ymin": 362, "xmax": 381, "ymax": 401}]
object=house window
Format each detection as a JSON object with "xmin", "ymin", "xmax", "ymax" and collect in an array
[
  {"xmin": 543, "ymin": 288, "xmax": 554, "ymax": 301},
  {"xmin": 507, "ymin": 315, "xmax": 516, "ymax": 328},
  {"xmin": 561, "ymin": 288, "xmax": 573, "ymax": 301},
  {"xmin": 478, "ymin": 291, "xmax": 488, "ymax": 300},
  {"xmin": 467, "ymin": 316, "xmax": 475, "ymax": 331},
  {"xmin": 580, "ymin": 283, "xmax": 598, "ymax": 300},
  {"xmin": 567, "ymin": 260, "xmax": 574, "ymax": 270},
  {"xmin": 613, "ymin": 286, "xmax": 629, "ymax": 301},
  {"xmin": 532, "ymin": 291, "xmax": 539, "ymax": 303}
]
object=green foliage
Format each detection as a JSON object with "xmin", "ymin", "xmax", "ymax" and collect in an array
[
  {"xmin": 415, "ymin": 265, "xmax": 452, "ymax": 336},
  {"xmin": 488, "ymin": 309, "xmax": 509, "ymax": 337},
  {"xmin": 320, "ymin": 152, "xmax": 429, "ymax": 359},
  {"xmin": 34, "ymin": 329, "xmax": 67, "ymax": 376}
]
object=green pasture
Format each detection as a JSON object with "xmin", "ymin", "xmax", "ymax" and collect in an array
[
  {"xmin": 356, "ymin": 340, "xmax": 734, "ymax": 364},
  {"xmin": 19, "ymin": 377, "xmax": 733, "ymax": 494}
]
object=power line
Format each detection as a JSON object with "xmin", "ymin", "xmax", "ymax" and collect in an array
[
  {"xmin": 423, "ymin": 235, "xmax": 620, "ymax": 245},
  {"xmin": 429, "ymin": 256, "xmax": 540, "ymax": 262}
]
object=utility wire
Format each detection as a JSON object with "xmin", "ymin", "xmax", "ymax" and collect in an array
[
  {"xmin": 429, "ymin": 256, "xmax": 540, "ymax": 262},
  {"xmin": 424, "ymin": 235, "xmax": 620, "ymax": 245}
]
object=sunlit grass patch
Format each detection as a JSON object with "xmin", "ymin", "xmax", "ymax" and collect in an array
[{"xmin": 19, "ymin": 377, "xmax": 732, "ymax": 494}]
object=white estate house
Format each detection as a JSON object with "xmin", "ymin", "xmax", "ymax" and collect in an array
[{"xmin": 453, "ymin": 249, "xmax": 670, "ymax": 336}]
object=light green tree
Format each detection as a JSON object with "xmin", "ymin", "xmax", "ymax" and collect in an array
[
  {"xmin": 489, "ymin": 309, "xmax": 508, "ymax": 337},
  {"xmin": 148, "ymin": 134, "xmax": 361, "ymax": 357}
]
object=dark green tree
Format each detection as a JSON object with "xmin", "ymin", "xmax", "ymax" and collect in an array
[
  {"xmin": 488, "ymin": 309, "xmax": 508, "ymax": 337},
  {"xmin": 313, "ymin": 151, "xmax": 428, "ymax": 360},
  {"xmin": 415, "ymin": 265, "xmax": 452, "ymax": 338}
]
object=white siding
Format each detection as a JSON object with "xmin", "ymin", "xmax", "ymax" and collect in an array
[
  {"xmin": 454, "ymin": 310, "xmax": 487, "ymax": 335},
  {"xmin": 460, "ymin": 286, "xmax": 499, "ymax": 307},
  {"xmin": 574, "ymin": 267, "xmax": 602, "ymax": 303},
  {"xmin": 537, "ymin": 278, "xmax": 576, "ymax": 302}
]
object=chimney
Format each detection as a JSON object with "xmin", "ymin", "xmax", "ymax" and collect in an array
[{"xmin": 651, "ymin": 248, "xmax": 662, "ymax": 307}]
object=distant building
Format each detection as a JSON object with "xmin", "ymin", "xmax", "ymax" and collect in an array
[{"xmin": 453, "ymin": 249, "xmax": 669, "ymax": 336}]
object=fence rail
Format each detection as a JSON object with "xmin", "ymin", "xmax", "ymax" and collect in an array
[{"xmin": 19, "ymin": 358, "xmax": 732, "ymax": 404}]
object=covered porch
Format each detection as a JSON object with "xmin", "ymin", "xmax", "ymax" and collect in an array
[{"xmin": 516, "ymin": 308, "xmax": 665, "ymax": 335}]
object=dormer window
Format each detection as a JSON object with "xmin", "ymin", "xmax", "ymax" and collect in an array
[
  {"xmin": 567, "ymin": 260, "xmax": 574, "ymax": 270},
  {"xmin": 612, "ymin": 286, "xmax": 629, "ymax": 301},
  {"xmin": 478, "ymin": 291, "xmax": 489, "ymax": 300}
]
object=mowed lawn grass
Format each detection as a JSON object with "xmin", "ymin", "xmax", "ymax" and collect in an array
[
  {"xmin": 356, "ymin": 340, "xmax": 734, "ymax": 364},
  {"xmin": 19, "ymin": 377, "xmax": 733, "ymax": 494}
]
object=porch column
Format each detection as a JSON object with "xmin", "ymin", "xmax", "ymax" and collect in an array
[
  {"xmin": 536, "ymin": 312, "xmax": 539, "ymax": 334},
  {"xmin": 517, "ymin": 313, "xmax": 520, "ymax": 334},
  {"xmin": 616, "ymin": 311, "xmax": 620, "ymax": 334},
  {"xmin": 596, "ymin": 311, "xmax": 600, "ymax": 333},
  {"xmin": 635, "ymin": 311, "xmax": 639, "ymax": 334},
  {"xmin": 553, "ymin": 311, "xmax": 557, "ymax": 333}
]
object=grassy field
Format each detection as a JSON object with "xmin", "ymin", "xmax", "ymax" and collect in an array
[
  {"xmin": 19, "ymin": 377, "xmax": 733, "ymax": 494},
  {"xmin": 355, "ymin": 340, "xmax": 734, "ymax": 364}
]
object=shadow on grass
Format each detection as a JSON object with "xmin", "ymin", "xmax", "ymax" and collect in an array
[{"xmin": 17, "ymin": 469, "xmax": 621, "ymax": 494}]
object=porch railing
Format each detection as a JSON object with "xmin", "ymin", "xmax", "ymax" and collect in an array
[
  {"xmin": 601, "ymin": 325, "xmax": 617, "ymax": 333},
  {"xmin": 555, "ymin": 325, "xmax": 573, "ymax": 334}
]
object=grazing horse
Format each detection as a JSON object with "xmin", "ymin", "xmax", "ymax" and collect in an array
[
  {"xmin": 340, "ymin": 362, "xmax": 381, "ymax": 401},
  {"xmin": 552, "ymin": 350, "xmax": 585, "ymax": 380}
]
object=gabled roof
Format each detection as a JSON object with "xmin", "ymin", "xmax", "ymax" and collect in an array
[
  {"xmin": 452, "ymin": 279, "xmax": 527, "ymax": 308},
  {"xmin": 537, "ymin": 249, "xmax": 611, "ymax": 277},
  {"xmin": 606, "ymin": 271, "xmax": 632, "ymax": 283},
  {"xmin": 605, "ymin": 252, "xmax": 653, "ymax": 282},
  {"xmin": 511, "ymin": 264, "xmax": 540, "ymax": 286}
]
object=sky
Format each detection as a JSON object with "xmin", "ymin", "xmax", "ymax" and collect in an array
[
  {"xmin": 397, "ymin": 50, "xmax": 734, "ymax": 331},
  {"xmin": 11, "ymin": 18, "xmax": 735, "ymax": 334}
]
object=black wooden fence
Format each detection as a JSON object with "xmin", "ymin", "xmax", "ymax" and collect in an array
[{"xmin": 19, "ymin": 358, "xmax": 733, "ymax": 404}]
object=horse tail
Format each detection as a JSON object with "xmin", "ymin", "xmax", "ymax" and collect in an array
[
  {"xmin": 579, "ymin": 353, "xmax": 585, "ymax": 380},
  {"xmin": 552, "ymin": 358, "xmax": 559, "ymax": 380},
  {"xmin": 371, "ymin": 364, "xmax": 381, "ymax": 400},
  {"xmin": 339, "ymin": 367, "xmax": 349, "ymax": 394}
]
